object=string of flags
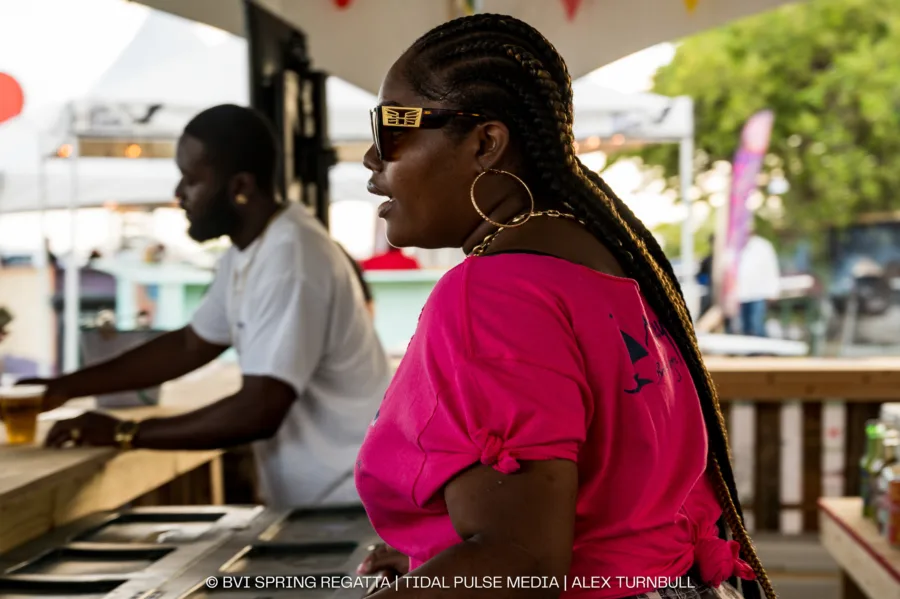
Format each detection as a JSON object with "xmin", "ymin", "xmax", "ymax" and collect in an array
[
  {"xmin": 332, "ymin": 1, "xmax": 697, "ymax": 19},
  {"xmin": 561, "ymin": 0, "xmax": 583, "ymax": 21}
]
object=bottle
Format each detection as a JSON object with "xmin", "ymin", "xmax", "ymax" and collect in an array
[
  {"xmin": 876, "ymin": 431, "xmax": 900, "ymax": 534},
  {"xmin": 880, "ymin": 461, "xmax": 900, "ymax": 544},
  {"xmin": 862, "ymin": 420, "xmax": 886, "ymax": 518}
]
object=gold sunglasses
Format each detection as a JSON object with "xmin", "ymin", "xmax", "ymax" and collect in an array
[{"xmin": 369, "ymin": 105, "xmax": 485, "ymax": 161}]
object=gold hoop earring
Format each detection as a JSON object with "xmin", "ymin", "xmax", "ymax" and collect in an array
[
  {"xmin": 235, "ymin": 194, "xmax": 248, "ymax": 205},
  {"xmin": 469, "ymin": 168, "xmax": 535, "ymax": 229}
]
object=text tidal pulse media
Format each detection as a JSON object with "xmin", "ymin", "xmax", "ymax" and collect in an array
[{"xmin": 216, "ymin": 575, "xmax": 695, "ymax": 591}]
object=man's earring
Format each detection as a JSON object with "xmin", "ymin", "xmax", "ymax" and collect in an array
[{"xmin": 235, "ymin": 194, "xmax": 248, "ymax": 205}]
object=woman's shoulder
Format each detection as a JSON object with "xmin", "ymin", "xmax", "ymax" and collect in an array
[
  {"xmin": 432, "ymin": 252, "xmax": 636, "ymax": 307},
  {"xmin": 428, "ymin": 254, "xmax": 563, "ymax": 312},
  {"xmin": 419, "ymin": 255, "xmax": 586, "ymax": 361}
]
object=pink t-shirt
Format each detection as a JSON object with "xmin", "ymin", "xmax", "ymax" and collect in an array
[{"xmin": 355, "ymin": 254, "xmax": 754, "ymax": 598}]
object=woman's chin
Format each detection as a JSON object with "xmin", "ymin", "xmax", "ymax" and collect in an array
[
  {"xmin": 384, "ymin": 218, "xmax": 453, "ymax": 250},
  {"xmin": 384, "ymin": 228, "xmax": 414, "ymax": 249},
  {"xmin": 383, "ymin": 217, "xmax": 417, "ymax": 249}
]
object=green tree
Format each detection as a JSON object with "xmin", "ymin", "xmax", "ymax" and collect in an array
[{"xmin": 632, "ymin": 0, "xmax": 900, "ymax": 248}]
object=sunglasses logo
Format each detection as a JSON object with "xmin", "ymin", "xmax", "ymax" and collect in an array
[{"xmin": 382, "ymin": 107, "xmax": 423, "ymax": 128}]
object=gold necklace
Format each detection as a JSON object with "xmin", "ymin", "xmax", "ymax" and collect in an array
[{"xmin": 469, "ymin": 209, "xmax": 586, "ymax": 257}]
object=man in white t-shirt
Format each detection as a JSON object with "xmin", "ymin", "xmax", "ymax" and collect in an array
[
  {"xmin": 735, "ymin": 233, "xmax": 781, "ymax": 337},
  {"xmin": 22, "ymin": 105, "xmax": 390, "ymax": 507}
]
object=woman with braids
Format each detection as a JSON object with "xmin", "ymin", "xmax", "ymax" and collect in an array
[{"xmin": 354, "ymin": 13, "xmax": 774, "ymax": 599}]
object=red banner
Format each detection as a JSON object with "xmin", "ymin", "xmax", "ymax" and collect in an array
[
  {"xmin": 0, "ymin": 73, "xmax": 24, "ymax": 125},
  {"xmin": 561, "ymin": 0, "xmax": 583, "ymax": 21},
  {"xmin": 333, "ymin": 0, "xmax": 352, "ymax": 8}
]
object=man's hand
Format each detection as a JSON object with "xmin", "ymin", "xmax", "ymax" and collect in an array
[
  {"xmin": 15, "ymin": 377, "xmax": 70, "ymax": 413},
  {"xmin": 45, "ymin": 411, "xmax": 121, "ymax": 448}
]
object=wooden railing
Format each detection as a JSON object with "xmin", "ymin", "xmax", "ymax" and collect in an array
[{"xmin": 706, "ymin": 356, "xmax": 900, "ymax": 534}]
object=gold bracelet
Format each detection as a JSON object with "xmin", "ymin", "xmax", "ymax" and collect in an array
[{"xmin": 114, "ymin": 419, "xmax": 140, "ymax": 450}]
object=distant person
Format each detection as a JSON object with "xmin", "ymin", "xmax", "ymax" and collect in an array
[
  {"xmin": 360, "ymin": 246, "xmax": 421, "ymax": 270},
  {"xmin": 735, "ymin": 233, "xmax": 780, "ymax": 337},
  {"xmin": 19, "ymin": 105, "xmax": 391, "ymax": 508},
  {"xmin": 44, "ymin": 239, "xmax": 58, "ymax": 269},
  {"xmin": 697, "ymin": 234, "xmax": 715, "ymax": 314},
  {"xmin": 0, "ymin": 306, "xmax": 9, "ymax": 344}
]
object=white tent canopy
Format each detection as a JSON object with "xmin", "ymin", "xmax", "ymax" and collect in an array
[
  {"xmin": 572, "ymin": 79, "xmax": 693, "ymax": 143},
  {"xmin": 0, "ymin": 10, "xmax": 378, "ymax": 214},
  {"xmin": 0, "ymin": 6, "xmax": 698, "ymax": 214},
  {"xmin": 133, "ymin": 0, "xmax": 801, "ymax": 95}
]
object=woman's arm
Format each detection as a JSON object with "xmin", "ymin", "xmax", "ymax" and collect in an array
[{"xmin": 369, "ymin": 459, "xmax": 578, "ymax": 599}]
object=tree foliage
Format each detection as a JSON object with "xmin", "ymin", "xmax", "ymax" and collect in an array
[{"xmin": 633, "ymin": 0, "xmax": 900, "ymax": 240}]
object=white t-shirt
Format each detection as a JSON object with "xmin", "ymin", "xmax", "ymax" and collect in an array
[
  {"xmin": 737, "ymin": 235, "xmax": 781, "ymax": 303},
  {"xmin": 190, "ymin": 203, "xmax": 390, "ymax": 508}
]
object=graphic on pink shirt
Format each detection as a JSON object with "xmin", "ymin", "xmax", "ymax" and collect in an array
[{"xmin": 355, "ymin": 254, "xmax": 754, "ymax": 598}]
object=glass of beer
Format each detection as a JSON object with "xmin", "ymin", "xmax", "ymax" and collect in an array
[{"xmin": 0, "ymin": 385, "xmax": 45, "ymax": 445}]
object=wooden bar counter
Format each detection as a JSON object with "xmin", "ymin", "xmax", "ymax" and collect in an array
[
  {"xmin": 819, "ymin": 497, "xmax": 900, "ymax": 599},
  {"xmin": 0, "ymin": 361, "xmax": 241, "ymax": 554},
  {"xmin": 703, "ymin": 355, "xmax": 900, "ymax": 400}
]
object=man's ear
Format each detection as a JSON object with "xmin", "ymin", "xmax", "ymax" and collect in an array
[
  {"xmin": 229, "ymin": 173, "xmax": 255, "ymax": 204},
  {"xmin": 467, "ymin": 120, "xmax": 512, "ymax": 171}
]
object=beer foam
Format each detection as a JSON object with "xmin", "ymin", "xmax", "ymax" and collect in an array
[{"xmin": 0, "ymin": 385, "xmax": 46, "ymax": 399}]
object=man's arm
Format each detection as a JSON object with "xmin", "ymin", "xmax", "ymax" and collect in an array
[
  {"xmin": 44, "ymin": 374, "xmax": 295, "ymax": 449},
  {"xmin": 33, "ymin": 326, "xmax": 227, "ymax": 411},
  {"xmin": 131, "ymin": 375, "xmax": 295, "ymax": 450}
]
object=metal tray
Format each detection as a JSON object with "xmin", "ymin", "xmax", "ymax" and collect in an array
[
  {"xmin": 0, "ymin": 576, "xmax": 126, "ymax": 598},
  {"xmin": 260, "ymin": 506, "xmax": 369, "ymax": 543},
  {"xmin": 220, "ymin": 542, "xmax": 358, "ymax": 574},
  {"xmin": 0, "ymin": 504, "xmax": 379, "ymax": 599},
  {"xmin": 75, "ymin": 513, "xmax": 227, "ymax": 545},
  {"xmin": 7, "ymin": 547, "xmax": 174, "ymax": 576}
]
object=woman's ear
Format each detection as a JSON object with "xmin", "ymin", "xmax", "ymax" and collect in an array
[{"xmin": 471, "ymin": 120, "xmax": 512, "ymax": 171}]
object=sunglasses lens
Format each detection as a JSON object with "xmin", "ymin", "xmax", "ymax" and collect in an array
[{"xmin": 370, "ymin": 110, "xmax": 383, "ymax": 159}]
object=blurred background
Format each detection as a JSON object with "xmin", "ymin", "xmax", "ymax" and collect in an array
[{"xmin": 2, "ymin": 1, "xmax": 900, "ymax": 597}]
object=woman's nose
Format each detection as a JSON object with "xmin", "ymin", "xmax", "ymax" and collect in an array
[{"xmin": 362, "ymin": 144, "xmax": 382, "ymax": 172}]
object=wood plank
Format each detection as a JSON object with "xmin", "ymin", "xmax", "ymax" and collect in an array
[
  {"xmin": 209, "ymin": 455, "xmax": 224, "ymax": 506},
  {"xmin": 845, "ymin": 403, "xmax": 883, "ymax": 497},
  {"xmin": 802, "ymin": 402, "xmax": 824, "ymax": 532},
  {"xmin": 704, "ymin": 357, "xmax": 900, "ymax": 401},
  {"xmin": 843, "ymin": 572, "xmax": 870, "ymax": 599},
  {"xmin": 755, "ymin": 403, "xmax": 782, "ymax": 531},
  {"xmin": 819, "ymin": 497, "xmax": 900, "ymax": 599}
]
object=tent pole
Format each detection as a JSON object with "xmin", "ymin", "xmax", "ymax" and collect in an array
[
  {"xmin": 35, "ymin": 130, "xmax": 52, "ymax": 377},
  {"xmin": 679, "ymin": 134, "xmax": 699, "ymax": 320},
  {"xmin": 62, "ymin": 114, "xmax": 80, "ymax": 373}
]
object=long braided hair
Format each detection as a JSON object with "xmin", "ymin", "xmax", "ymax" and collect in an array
[{"xmin": 405, "ymin": 14, "xmax": 774, "ymax": 599}]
